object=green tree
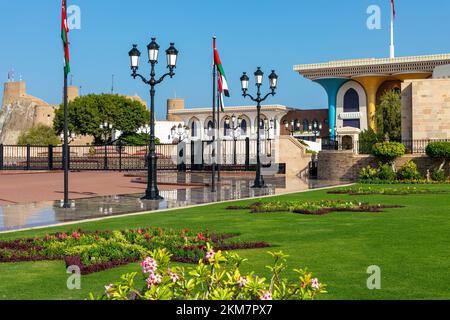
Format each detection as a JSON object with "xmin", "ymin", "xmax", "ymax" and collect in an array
[
  {"xmin": 358, "ymin": 128, "xmax": 384, "ymax": 154},
  {"xmin": 117, "ymin": 133, "xmax": 160, "ymax": 146},
  {"xmin": 18, "ymin": 124, "xmax": 61, "ymax": 146},
  {"xmin": 53, "ymin": 94, "xmax": 150, "ymax": 144},
  {"xmin": 375, "ymin": 89, "xmax": 401, "ymax": 141}
]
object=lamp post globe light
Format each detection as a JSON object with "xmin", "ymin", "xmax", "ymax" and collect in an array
[
  {"xmin": 128, "ymin": 38, "xmax": 178, "ymax": 200},
  {"xmin": 240, "ymin": 67, "xmax": 278, "ymax": 189}
]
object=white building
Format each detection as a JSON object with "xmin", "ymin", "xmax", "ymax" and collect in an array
[{"xmin": 166, "ymin": 99, "xmax": 288, "ymax": 142}]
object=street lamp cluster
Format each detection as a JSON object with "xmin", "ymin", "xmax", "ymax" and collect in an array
[
  {"xmin": 127, "ymin": 40, "xmax": 276, "ymax": 201},
  {"xmin": 171, "ymin": 124, "xmax": 190, "ymax": 143},
  {"xmin": 240, "ymin": 67, "xmax": 278, "ymax": 188},
  {"xmin": 128, "ymin": 38, "xmax": 178, "ymax": 200},
  {"xmin": 60, "ymin": 132, "xmax": 76, "ymax": 144},
  {"xmin": 284, "ymin": 120, "xmax": 323, "ymax": 141}
]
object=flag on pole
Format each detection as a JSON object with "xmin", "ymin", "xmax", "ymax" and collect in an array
[
  {"xmin": 61, "ymin": 0, "xmax": 70, "ymax": 76},
  {"xmin": 213, "ymin": 38, "xmax": 229, "ymax": 112},
  {"xmin": 391, "ymin": 0, "xmax": 396, "ymax": 18}
]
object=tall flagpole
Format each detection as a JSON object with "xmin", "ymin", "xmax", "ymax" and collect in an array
[
  {"xmin": 211, "ymin": 36, "xmax": 217, "ymax": 192},
  {"xmin": 63, "ymin": 70, "xmax": 69, "ymax": 208},
  {"xmin": 216, "ymin": 87, "xmax": 221, "ymax": 182},
  {"xmin": 62, "ymin": 0, "xmax": 70, "ymax": 209},
  {"xmin": 390, "ymin": 0, "xmax": 395, "ymax": 58}
]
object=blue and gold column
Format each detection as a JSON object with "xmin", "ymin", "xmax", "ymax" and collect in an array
[{"xmin": 314, "ymin": 78, "xmax": 348, "ymax": 138}]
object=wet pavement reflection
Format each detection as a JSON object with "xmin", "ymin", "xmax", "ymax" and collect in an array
[{"xmin": 0, "ymin": 174, "xmax": 346, "ymax": 232}]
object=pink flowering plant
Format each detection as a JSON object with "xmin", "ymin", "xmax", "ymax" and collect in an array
[{"xmin": 91, "ymin": 244, "xmax": 326, "ymax": 300}]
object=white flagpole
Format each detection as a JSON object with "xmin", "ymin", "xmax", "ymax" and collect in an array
[{"xmin": 390, "ymin": 1, "xmax": 395, "ymax": 58}]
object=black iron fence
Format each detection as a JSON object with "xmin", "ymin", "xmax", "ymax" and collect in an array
[
  {"xmin": 0, "ymin": 138, "xmax": 275, "ymax": 172},
  {"xmin": 321, "ymin": 137, "xmax": 450, "ymax": 155}
]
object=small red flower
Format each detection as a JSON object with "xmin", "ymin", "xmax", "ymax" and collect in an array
[{"xmin": 72, "ymin": 232, "xmax": 81, "ymax": 240}]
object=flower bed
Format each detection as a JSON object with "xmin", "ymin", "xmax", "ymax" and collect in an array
[
  {"xmin": 328, "ymin": 186, "xmax": 450, "ymax": 196},
  {"xmin": 226, "ymin": 200, "xmax": 402, "ymax": 215},
  {"xmin": 0, "ymin": 228, "xmax": 270, "ymax": 275}
]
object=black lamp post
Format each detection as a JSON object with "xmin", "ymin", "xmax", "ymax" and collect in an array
[
  {"xmin": 225, "ymin": 114, "xmax": 243, "ymax": 165},
  {"xmin": 240, "ymin": 68, "xmax": 278, "ymax": 188},
  {"xmin": 129, "ymin": 38, "xmax": 178, "ymax": 200},
  {"xmin": 100, "ymin": 121, "xmax": 113, "ymax": 170}
]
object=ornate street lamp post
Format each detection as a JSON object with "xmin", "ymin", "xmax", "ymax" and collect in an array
[
  {"xmin": 284, "ymin": 120, "xmax": 299, "ymax": 136},
  {"xmin": 225, "ymin": 114, "xmax": 243, "ymax": 165},
  {"xmin": 129, "ymin": 38, "xmax": 178, "ymax": 200},
  {"xmin": 240, "ymin": 68, "xmax": 278, "ymax": 188},
  {"xmin": 100, "ymin": 121, "xmax": 113, "ymax": 170},
  {"xmin": 60, "ymin": 132, "xmax": 76, "ymax": 144},
  {"xmin": 171, "ymin": 124, "xmax": 190, "ymax": 143},
  {"xmin": 171, "ymin": 124, "xmax": 190, "ymax": 172},
  {"xmin": 263, "ymin": 118, "xmax": 274, "ymax": 157},
  {"xmin": 309, "ymin": 122, "xmax": 323, "ymax": 142}
]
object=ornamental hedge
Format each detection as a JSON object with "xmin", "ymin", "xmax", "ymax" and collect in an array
[
  {"xmin": 372, "ymin": 142, "xmax": 405, "ymax": 166},
  {"xmin": 426, "ymin": 141, "xmax": 450, "ymax": 171}
]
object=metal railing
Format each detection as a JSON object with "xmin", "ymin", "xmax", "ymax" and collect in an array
[
  {"xmin": 0, "ymin": 138, "xmax": 274, "ymax": 172},
  {"xmin": 321, "ymin": 138, "xmax": 450, "ymax": 155}
]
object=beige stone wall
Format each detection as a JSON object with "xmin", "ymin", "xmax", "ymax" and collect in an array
[
  {"xmin": 402, "ymin": 79, "xmax": 450, "ymax": 140},
  {"xmin": 68, "ymin": 86, "xmax": 79, "ymax": 102},
  {"xmin": 33, "ymin": 105, "xmax": 57, "ymax": 127},
  {"xmin": 318, "ymin": 150, "xmax": 449, "ymax": 181},
  {"xmin": 2, "ymin": 82, "xmax": 26, "ymax": 106},
  {"xmin": 166, "ymin": 98, "xmax": 184, "ymax": 121},
  {"xmin": 277, "ymin": 136, "xmax": 312, "ymax": 177}
]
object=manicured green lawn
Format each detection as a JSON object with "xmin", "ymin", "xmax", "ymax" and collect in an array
[{"xmin": 1, "ymin": 184, "xmax": 449, "ymax": 300}]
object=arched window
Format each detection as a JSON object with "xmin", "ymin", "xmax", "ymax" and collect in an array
[
  {"xmin": 206, "ymin": 120, "xmax": 214, "ymax": 137},
  {"xmin": 303, "ymin": 119, "xmax": 309, "ymax": 132},
  {"xmin": 224, "ymin": 121, "xmax": 231, "ymax": 136},
  {"xmin": 343, "ymin": 88, "xmax": 361, "ymax": 128},
  {"xmin": 240, "ymin": 119, "xmax": 247, "ymax": 136},
  {"xmin": 191, "ymin": 121, "xmax": 198, "ymax": 137},
  {"xmin": 343, "ymin": 88, "xmax": 360, "ymax": 112},
  {"xmin": 259, "ymin": 119, "xmax": 265, "ymax": 130}
]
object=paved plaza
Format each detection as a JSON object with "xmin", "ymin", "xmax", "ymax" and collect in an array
[
  {"xmin": 0, "ymin": 171, "xmax": 345, "ymax": 232},
  {"xmin": 0, "ymin": 171, "xmax": 193, "ymax": 205}
]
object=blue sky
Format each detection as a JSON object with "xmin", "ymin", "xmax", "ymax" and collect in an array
[{"xmin": 1, "ymin": 0, "xmax": 450, "ymax": 119}]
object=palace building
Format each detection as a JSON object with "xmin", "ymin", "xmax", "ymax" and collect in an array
[
  {"xmin": 166, "ymin": 98, "xmax": 329, "ymax": 142},
  {"xmin": 294, "ymin": 54, "xmax": 450, "ymax": 140}
]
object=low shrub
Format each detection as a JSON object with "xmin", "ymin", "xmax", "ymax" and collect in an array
[
  {"xmin": 430, "ymin": 169, "xmax": 447, "ymax": 182},
  {"xmin": 227, "ymin": 200, "xmax": 402, "ymax": 215},
  {"xmin": 397, "ymin": 160, "xmax": 422, "ymax": 180},
  {"xmin": 359, "ymin": 165, "xmax": 379, "ymax": 181},
  {"xmin": 359, "ymin": 179, "xmax": 443, "ymax": 185},
  {"xmin": 377, "ymin": 163, "xmax": 396, "ymax": 181},
  {"xmin": 329, "ymin": 186, "xmax": 450, "ymax": 196},
  {"xmin": 90, "ymin": 247, "xmax": 326, "ymax": 300}
]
